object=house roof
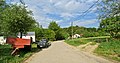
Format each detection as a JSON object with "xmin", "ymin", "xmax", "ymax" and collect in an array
[{"xmin": 18, "ymin": 32, "xmax": 35, "ymax": 36}]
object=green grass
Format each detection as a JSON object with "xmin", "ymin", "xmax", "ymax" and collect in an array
[
  {"xmin": 65, "ymin": 36, "xmax": 120, "ymax": 61},
  {"xmin": 0, "ymin": 44, "xmax": 40, "ymax": 63},
  {"xmin": 90, "ymin": 42, "xmax": 97, "ymax": 45},
  {"xmin": 81, "ymin": 36, "xmax": 110, "ymax": 39},
  {"xmin": 95, "ymin": 39, "xmax": 120, "ymax": 61},
  {"xmin": 65, "ymin": 38, "xmax": 90, "ymax": 46},
  {"xmin": 65, "ymin": 36, "xmax": 110, "ymax": 46}
]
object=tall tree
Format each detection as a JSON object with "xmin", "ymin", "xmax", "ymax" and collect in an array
[
  {"xmin": 98, "ymin": 0, "xmax": 120, "ymax": 19},
  {"xmin": 56, "ymin": 29, "xmax": 69, "ymax": 40},
  {"xmin": 48, "ymin": 21, "xmax": 60, "ymax": 32},
  {"xmin": 1, "ymin": 4, "xmax": 36, "ymax": 38},
  {"xmin": 43, "ymin": 29, "xmax": 56, "ymax": 41},
  {"xmin": 0, "ymin": 0, "xmax": 6, "ymax": 32},
  {"xmin": 98, "ymin": 0, "xmax": 120, "ymax": 38}
]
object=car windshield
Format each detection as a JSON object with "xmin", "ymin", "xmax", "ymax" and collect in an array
[{"xmin": 41, "ymin": 39, "xmax": 48, "ymax": 43}]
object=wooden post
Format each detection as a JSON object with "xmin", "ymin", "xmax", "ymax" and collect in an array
[
  {"xmin": 71, "ymin": 22, "xmax": 73, "ymax": 39},
  {"xmin": 11, "ymin": 48, "xmax": 19, "ymax": 56},
  {"xmin": 106, "ymin": 38, "xmax": 108, "ymax": 42},
  {"xmin": 20, "ymin": 32, "xmax": 22, "ymax": 38}
]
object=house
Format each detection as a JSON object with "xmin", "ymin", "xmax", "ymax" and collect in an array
[
  {"xmin": 73, "ymin": 34, "xmax": 81, "ymax": 38},
  {"xmin": 17, "ymin": 32, "xmax": 35, "ymax": 42},
  {"xmin": 0, "ymin": 36, "xmax": 6, "ymax": 44}
]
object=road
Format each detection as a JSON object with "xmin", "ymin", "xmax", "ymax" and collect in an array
[{"xmin": 25, "ymin": 41, "xmax": 113, "ymax": 63}]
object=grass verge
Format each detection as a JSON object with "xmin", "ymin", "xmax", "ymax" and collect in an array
[
  {"xmin": 65, "ymin": 36, "xmax": 110, "ymax": 46},
  {"xmin": 0, "ymin": 43, "xmax": 40, "ymax": 63},
  {"xmin": 65, "ymin": 36, "xmax": 120, "ymax": 62},
  {"xmin": 94, "ymin": 39, "xmax": 120, "ymax": 61},
  {"xmin": 65, "ymin": 38, "xmax": 90, "ymax": 46}
]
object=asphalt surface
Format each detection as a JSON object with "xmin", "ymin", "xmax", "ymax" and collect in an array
[{"xmin": 25, "ymin": 41, "xmax": 113, "ymax": 63}]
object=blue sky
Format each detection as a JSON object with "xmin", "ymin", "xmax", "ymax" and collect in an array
[{"xmin": 6, "ymin": 0, "xmax": 101, "ymax": 28}]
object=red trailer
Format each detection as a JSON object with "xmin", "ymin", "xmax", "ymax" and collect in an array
[{"xmin": 6, "ymin": 37, "xmax": 31, "ymax": 55}]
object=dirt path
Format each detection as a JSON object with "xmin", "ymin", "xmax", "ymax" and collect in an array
[
  {"xmin": 25, "ymin": 41, "xmax": 113, "ymax": 63},
  {"xmin": 77, "ymin": 42, "xmax": 99, "ymax": 53}
]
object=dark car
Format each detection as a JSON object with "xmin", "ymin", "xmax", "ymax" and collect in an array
[{"xmin": 37, "ymin": 39, "xmax": 51, "ymax": 49}]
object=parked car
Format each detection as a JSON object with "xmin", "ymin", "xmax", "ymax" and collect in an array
[{"xmin": 37, "ymin": 39, "xmax": 51, "ymax": 49}]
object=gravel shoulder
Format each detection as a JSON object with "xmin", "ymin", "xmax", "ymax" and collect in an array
[{"xmin": 24, "ymin": 40, "xmax": 113, "ymax": 63}]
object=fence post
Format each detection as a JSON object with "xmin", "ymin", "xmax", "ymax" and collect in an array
[{"xmin": 106, "ymin": 38, "xmax": 108, "ymax": 42}]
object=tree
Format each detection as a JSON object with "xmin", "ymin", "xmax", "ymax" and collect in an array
[
  {"xmin": 0, "ymin": 0, "xmax": 6, "ymax": 32},
  {"xmin": 0, "ymin": 0, "xmax": 5, "ymax": 6},
  {"xmin": 98, "ymin": 0, "xmax": 120, "ymax": 19},
  {"xmin": 48, "ymin": 21, "xmax": 60, "ymax": 32},
  {"xmin": 56, "ymin": 29, "xmax": 69, "ymax": 40},
  {"xmin": 98, "ymin": 0, "xmax": 120, "ymax": 38},
  {"xmin": 100, "ymin": 17, "xmax": 120, "ymax": 38},
  {"xmin": 30, "ymin": 26, "xmax": 44, "ymax": 41},
  {"xmin": 43, "ymin": 29, "xmax": 55, "ymax": 41},
  {"xmin": 48, "ymin": 21, "xmax": 61, "ymax": 40},
  {"xmin": 1, "ymin": 4, "xmax": 36, "ymax": 38}
]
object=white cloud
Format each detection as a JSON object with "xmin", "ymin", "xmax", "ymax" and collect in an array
[
  {"xmin": 8, "ymin": 0, "xmax": 99, "ymax": 28},
  {"xmin": 61, "ymin": 13, "xmax": 74, "ymax": 18}
]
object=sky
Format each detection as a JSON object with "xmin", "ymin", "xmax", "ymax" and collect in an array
[{"xmin": 6, "ymin": 0, "xmax": 101, "ymax": 28}]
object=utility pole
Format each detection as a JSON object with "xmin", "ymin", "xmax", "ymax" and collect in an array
[{"xmin": 71, "ymin": 22, "xmax": 73, "ymax": 39}]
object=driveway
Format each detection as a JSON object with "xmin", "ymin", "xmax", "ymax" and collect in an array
[{"xmin": 25, "ymin": 40, "xmax": 113, "ymax": 63}]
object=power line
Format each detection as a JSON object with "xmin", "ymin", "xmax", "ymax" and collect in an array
[
  {"xmin": 80, "ymin": 0, "xmax": 100, "ymax": 17},
  {"xmin": 20, "ymin": 0, "xmax": 25, "ymax": 5}
]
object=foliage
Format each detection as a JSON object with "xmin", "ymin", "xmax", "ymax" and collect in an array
[
  {"xmin": 30, "ymin": 22, "xmax": 44, "ymax": 41},
  {"xmin": 65, "ymin": 36, "xmax": 110, "ymax": 46},
  {"xmin": 63, "ymin": 26, "xmax": 108, "ymax": 38},
  {"xmin": 0, "ymin": 4, "xmax": 36, "ymax": 37},
  {"xmin": 43, "ymin": 29, "xmax": 56, "ymax": 41},
  {"xmin": 65, "ymin": 38, "xmax": 89, "ymax": 46},
  {"xmin": 31, "ymin": 27, "xmax": 44, "ymax": 41},
  {"xmin": 55, "ymin": 29, "xmax": 69, "ymax": 40},
  {"xmin": 98, "ymin": 0, "xmax": 120, "ymax": 19},
  {"xmin": 48, "ymin": 21, "xmax": 60, "ymax": 32},
  {"xmin": 65, "ymin": 26, "xmax": 84, "ymax": 36},
  {"xmin": 0, "ymin": 0, "xmax": 5, "ymax": 6},
  {"xmin": 0, "ymin": 0, "xmax": 6, "ymax": 32},
  {"xmin": 98, "ymin": 0, "xmax": 120, "ymax": 38},
  {"xmin": 100, "ymin": 17, "xmax": 120, "ymax": 38},
  {"xmin": 48, "ymin": 21, "xmax": 69, "ymax": 40},
  {"xmin": 0, "ymin": 44, "xmax": 40, "ymax": 63},
  {"xmin": 95, "ymin": 39, "xmax": 120, "ymax": 61}
]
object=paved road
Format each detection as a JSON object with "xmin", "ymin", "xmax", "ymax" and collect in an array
[{"xmin": 25, "ymin": 41, "xmax": 113, "ymax": 63}]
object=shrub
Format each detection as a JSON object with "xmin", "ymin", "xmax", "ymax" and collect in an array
[
  {"xmin": 95, "ymin": 39, "xmax": 120, "ymax": 61},
  {"xmin": 56, "ymin": 29, "xmax": 69, "ymax": 40},
  {"xmin": 43, "ymin": 29, "xmax": 56, "ymax": 41}
]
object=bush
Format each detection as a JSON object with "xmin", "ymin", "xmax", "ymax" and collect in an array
[
  {"xmin": 0, "ymin": 44, "xmax": 39, "ymax": 63},
  {"xmin": 43, "ymin": 29, "xmax": 56, "ymax": 41},
  {"xmin": 95, "ymin": 39, "xmax": 120, "ymax": 61},
  {"xmin": 56, "ymin": 29, "xmax": 69, "ymax": 40},
  {"xmin": 65, "ymin": 38, "xmax": 89, "ymax": 46}
]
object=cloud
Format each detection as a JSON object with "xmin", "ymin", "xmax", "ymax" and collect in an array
[{"xmin": 7, "ymin": 0, "xmax": 99, "ymax": 28}]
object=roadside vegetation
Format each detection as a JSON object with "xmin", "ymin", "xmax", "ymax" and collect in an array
[
  {"xmin": 65, "ymin": 38, "xmax": 89, "ymax": 46},
  {"xmin": 65, "ymin": 36, "xmax": 120, "ymax": 61},
  {"xmin": 65, "ymin": 36, "xmax": 110, "ymax": 46},
  {"xmin": 95, "ymin": 39, "xmax": 120, "ymax": 61},
  {"xmin": 66, "ymin": 0, "xmax": 120, "ymax": 62},
  {"xmin": 0, "ymin": 0, "xmax": 120, "ymax": 63},
  {"xmin": 0, "ymin": 44, "xmax": 39, "ymax": 63}
]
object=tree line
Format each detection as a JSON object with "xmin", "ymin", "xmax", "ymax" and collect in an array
[
  {"xmin": 0, "ymin": 0, "xmax": 119, "ymax": 41},
  {"xmin": 33, "ymin": 21, "xmax": 109, "ymax": 41}
]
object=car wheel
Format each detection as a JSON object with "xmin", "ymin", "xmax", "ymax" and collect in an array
[{"xmin": 37, "ymin": 45, "xmax": 42, "ymax": 49}]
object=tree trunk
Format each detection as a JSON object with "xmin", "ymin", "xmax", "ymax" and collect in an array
[{"xmin": 20, "ymin": 32, "xmax": 22, "ymax": 38}]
